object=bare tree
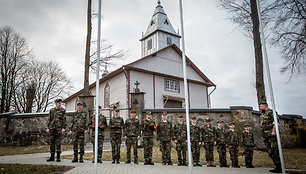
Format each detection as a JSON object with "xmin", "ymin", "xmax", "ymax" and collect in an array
[
  {"xmin": 272, "ymin": 0, "xmax": 306, "ymax": 77},
  {"xmin": 219, "ymin": 0, "xmax": 278, "ymax": 105},
  {"xmin": 0, "ymin": 26, "xmax": 30, "ymax": 113},
  {"xmin": 89, "ymin": 39, "xmax": 128, "ymax": 73},
  {"xmin": 13, "ymin": 60, "xmax": 73, "ymax": 113}
]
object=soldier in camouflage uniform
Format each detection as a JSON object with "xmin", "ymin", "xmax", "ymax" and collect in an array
[
  {"xmin": 89, "ymin": 106, "xmax": 107, "ymax": 163},
  {"xmin": 227, "ymin": 122, "xmax": 240, "ymax": 168},
  {"xmin": 173, "ymin": 115, "xmax": 187, "ymax": 166},
  {"xmin": 259, "ymin": 102, "xmax": 281, "ymax": 173},
  {"xmin": 68, "ymin": 102, "xmax": 88, "ymax": 163},
  {"xmin": 215, "ymin": 120, "xmax": 229, "ymax": 167},
  {"xmin": 124, "ymin": 110, "xmax": 140, "ymax": 164},
  {"xmin": 190, "ymin": 117, "xmax": 202, "ymax": 167},
  {"xmin": 201, "ymin": 117, "xmax": 216, "ymax": 167},
  {"xmin": 109, "ymin": 109, "xmax": 124, "ymax": 164},
  {"xmin": 241, "ymin": 123, "xmax": 255, "ymax": 168},
  {"xmin": 157, "ymin": 111, "xmax": 173, "ymax": 165},
  {"xmin": 46, "ymin": 99, "xmax": 66, "ymax": 162},
  {"xmin": 141, "ymin": 111, "xmax": 156, "ymax": 165}
]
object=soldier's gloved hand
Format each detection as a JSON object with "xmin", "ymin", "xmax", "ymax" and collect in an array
[
  {"xmin": 68, "ymin": 131, "xmax": 73, "ymax": 135},
  {"xmin": 46, "ymin": 129, "xmax": 50, "ymax": 134},
  {"xmin": 61, "ymin": 128, "xmax": 65, "ymax": 134}
]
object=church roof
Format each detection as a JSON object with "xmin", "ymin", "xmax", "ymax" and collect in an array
[{"xmin": 140, "ymin": 0, "xmax": 180, "ymax": 41}]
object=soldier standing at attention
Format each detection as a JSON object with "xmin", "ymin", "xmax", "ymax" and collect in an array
[
  {"xmin": 157, "ymin": 111, "xmax": 173, "ymax": 165},
  {"xmin": 227, "ymin": 122, "xmax": 240, "ymax": 168},
  {"xmin": 142, "ymin": 111, "xmax": 156, "ymax": 165},
  {"xmin": 89, "ymin": 106, "xmax": 107, "ymax": 163},
  {"xmin": 124, "ymin": 110, "xmax": 140, "ymax": 164},
  {"xmin": 109, "ymin": 109, "xmax": 124, "ymax": 164},
  {"xmin": 201, "ymin": 117, "xmax": 216, "ymax": 167},
  {"xmin": 215, "ymin": 120, "xmax": 229, "ymax": 167},
  {"xmin": 190, "ymin": 116, "xmax": 202, "ymax": 167},
  {"xmin": 68, "ymin": 102, "xmax": 88, "ymax": 163},
  {"xmin": 46, "ymin": 99, "xmax": 66, "ymax": 162},
  {"xmin": 241, "ymin": 123, "xmax": 255, "ymax": 168},
  {"xmin": 173, "ymin": 115, "xmax": 187, "ymax": 166},
  {"xmin": 259, "ymin": 102, "xmax": 281, "ymax": 173}
]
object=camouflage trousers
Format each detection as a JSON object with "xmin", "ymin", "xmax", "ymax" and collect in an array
[
  {"xmin": 243, "ymin": 147, "xmax": 254, "ymax": 164},
  {"xmin": 204, "ymin": 142, "xmax": 214, "ymax": 161},
  {"xmin": 91, "ymin": 135, "xmax": 104, "ymax": 159},
  {"xmin": 49, "ymin": 130, "xmax": 62, "ymax": 154},
  {"xmin": 72, "ymin": 132, "xmax": 85, "ymax": 156},
  {"xmin": 228, "ymin": 145, "xmax": 239, "ymax": 166},
  {"xmin": 143, "ymin": 137, "xmax": 154, "ymax": 162},
  {"xmin": 191, "ymin": 141, "xmax": 200, "ymax": 162},
  {"xmin": 160, "ymin": 141, "xmax": 172, "ymax": 163},
  {"xmin": 111, "ymin": 133, "xmax": 122, "ymax": 160},
  {"xmin": 264, "ymin": 137, "xmax": 280, "ymax": 166},
  {"xmin": 126, "ymin": 137, "xmax": 138, "ymax": 162},
  {"xmin": 217, "ymin": 144, "xmax": 227, "ymax": 166},
  {"xmin": 176, "ymin": 141, "xmax": 187, "ymax": 163}
]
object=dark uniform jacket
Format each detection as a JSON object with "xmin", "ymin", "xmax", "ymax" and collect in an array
[
  {"xmin": 157, "ymin": 120, "xmax": 172, "ymax": 141},
  {"xmin": 124, "ymin": 117, "xmax": 140, "ymax": 137},
  {"xmin": 202, "ymin": 125, "xmax": 215, "ymax": 143},
  {"xmin": 141, "ymin": 119, "xmax": 156, "ymax": 138},
  {"xmin": 109, "ymin": 116, "xmax": 124, "ymax": 135},
  {"xmin": 48, "ymin": 107, "xmax": 66, "ymax": 131},
  {"xmin": 70, "ymin": 109, "xmax": 87, "ymax": 133},
  {"xmin": 173, "ymin": 122, "xmax": 187, "ymax": 142}
]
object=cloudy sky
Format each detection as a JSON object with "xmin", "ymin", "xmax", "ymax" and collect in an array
[{"xmin": 1, "ymin": 0, "xmax": 305, "ymax": 117}]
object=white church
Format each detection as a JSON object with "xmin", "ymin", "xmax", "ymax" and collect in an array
[{"xmin": 64, "ymin": 1, "xmax": 215, "ymax": 119}]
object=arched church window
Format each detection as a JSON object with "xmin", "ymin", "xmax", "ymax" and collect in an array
[{"xmin": 104, "ymin": 83, "xmax": 110, "ymax": 108}]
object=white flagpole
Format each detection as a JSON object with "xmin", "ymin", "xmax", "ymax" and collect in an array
[
  {"xmin": 94, "ymin": 0, "xmax": 102, "ymax": 173},
  {"xmin": 255, "ymin": 0, "xmax": 285, "ymax": 173},
  {"xmin": 178, "ymin": 0, "xmax": 192, "ymax": 173}
]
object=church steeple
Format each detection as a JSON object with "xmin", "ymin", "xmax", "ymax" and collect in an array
[{"xmin": 140, "ymin": 0, "xmax": 181, "ymax": 57}]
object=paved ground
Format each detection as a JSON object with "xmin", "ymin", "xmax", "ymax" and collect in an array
[{"xmin": 0, "ymin": 149, "xmax": 276, "ymax": 174}]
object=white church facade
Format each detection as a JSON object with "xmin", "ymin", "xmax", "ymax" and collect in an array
[{"xmin": 63, "ymin": 1, "xmax": 215, "ymax": 119}]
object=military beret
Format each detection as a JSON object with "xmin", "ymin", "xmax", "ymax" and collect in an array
[
  {"xmin": 217, "ymin": 120, "xmax": 223, "ymax": 123},
  {"xmin": 178, "ymin": 115, "xmax": 184, "ymax": 118},
  {"xmin": 259, "ymin": 101, "xmax": 268, "ymax": 105},
  {"xmin": 55, "ymin": 99, "xmax": 62, "ymax": 103},
  {"xmin": 162, "ymin": 111, "xmax": 167, "ymax": 115},
  {"xmin": 229, "ymin": 122, "xmax": 235, "ymax": 125},
  {"xmin": 130, "ymin": 110, "xmax": 137, "ymax": 113},
  {"xmin": 244, "ymin": 123, "xmax": 250, "ymax": 127},
  {"xmin": 191, "ymin": 116, "xmax": 197, "ymax": 120},
  {"xmin": 205, "ymin": 117, "xmax": 211, "ymax": 121},
  {"xmin": 76, "ymin": 102, "xmax": 83, "ymax": 106},
  {"xmin": 146, "ymin": 111, "xmax": 152, "ymax": 115},
  {"xmin": 114, "ymin": 108, "xmax": 120, "ymax": 112},
  {"xmin": 98, "ymin": 106, "xmax": 102, "ymax": 109}
]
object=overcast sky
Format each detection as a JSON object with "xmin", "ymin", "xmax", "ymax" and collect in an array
[{"xmin": 1, "ymin": 0, "xmax": 305, "ymax": 117}]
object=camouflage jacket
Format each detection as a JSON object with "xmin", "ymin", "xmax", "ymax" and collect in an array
[
  {"xmin": 157, "ymin": 120, "xmax": 172, "ymax": 141},
  {"xmin": 215, "ymin": 127, "xmax": 227, "ymax": 145},
  {"xmin": 48, "ymin": 107, "xmax": 66, "ymax": 131},
  {"xmin": 226, "ymin": 129, "xmax": 239, "ymax": 146},
  {"xmin": 190, "ymin": 124, "xmax": 201, "ymax": 142},
  {"xmin": 201, "ymin": 125, "xmax": 215, "ymax": 143},
  {"xmin": 124, "ymin": 117, "xmax": 140, "ymax": 137},
  {"xmin": 241, "ymin": 130, "xmax": 255, "ymax": 147},
  {"xmin": 260, "ymin": 109, "xmax": 277, "ymax": 138},
  {"xmin": 109, "ymin": 116, "xmax": 124, "ymax": 135},
  {"xmin": 173, "ymin": 122, "xmax": 187, "ymax": 142},
  {"xmin": 141, "ymin": 119, "xmax": 156, "ymax": 138},
  {"xmin": 89, "ymin": 114, "xmax": 107, "ymax": 136},
  {"xmin": 70, "ymin": 110, "xmax": 88, "ymax": 133}
]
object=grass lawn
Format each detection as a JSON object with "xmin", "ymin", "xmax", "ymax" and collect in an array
[
  {"xmin": 0, "ymin": 164, "xmax": 74, "ymax": 174},
  {"xmin": 0, "ymin": 145, "xmax": 73, "ymax": 156},
  {"xmin": 61, "ymin": 146, "xmax": 306, "ymax": 170}
]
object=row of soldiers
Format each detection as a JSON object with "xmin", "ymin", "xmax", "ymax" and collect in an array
[{"xmin": 46, "ymin": 99, "xmax": 280, "ymax": 172}]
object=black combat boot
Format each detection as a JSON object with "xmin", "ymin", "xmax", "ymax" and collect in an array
[
  {"xmin": 125, "ymin": 159, "xmax": 131, "ymax": 164},
  {"xmin": 178, "ymin": 161, "xmax": 182, "ymax": 166},
  {"xmin": 79, "ymin": 155, "xmax": 84, "ymax": 163},
  {"xmin": 270, "ymin": 164, "xmax": 282, "ymax": 173},
  {"xmin": 162, "ymin": 161, "xmax": 167, "ymax": 165},
  {"xmin": 149, "ymin": 161, "xmax": 154, "ymax": 165},
  {"xmin": 182, "ymin": 161, "xmax": 187, "ymax": 166},
  {"xmin": 168, "ymin": 161, "xmax": 173, "ymax": 165},
  {"xmin": 47, "ymin": 153, "xmax": 55, "ymax": 162},
  {"xmin": 112, "ymin": 159, "xmax": 116, "ymax": 164},
  {"xmin": 72, "ymin": 154, "xmax": 78, "ymax": 163},
  {"xmin": 56, "ymin": 152, "xmax": 61, "ymax": 162},
  {"xmin": 98, "ymin": 158, "xmax": 102, "ymax": 163},
  {"xmin": 116, "ymin": 159, "xmax": 120, "ymax": 164}
]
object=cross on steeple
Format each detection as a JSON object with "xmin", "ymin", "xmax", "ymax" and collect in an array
[{"xmin": 134, "ymin": 81, "xmax": 140, "ymax": 92}]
